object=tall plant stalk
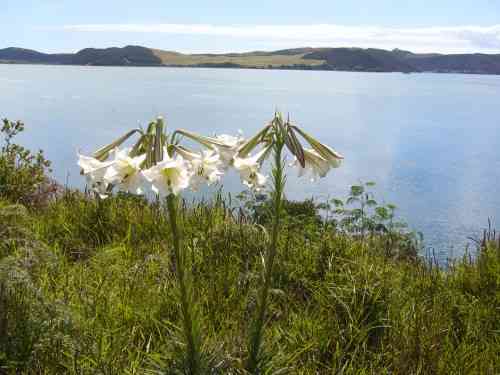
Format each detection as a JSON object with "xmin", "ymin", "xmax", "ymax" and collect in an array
[
  {"xmin": 246, "ymin": 135, "xmax": 286, "ymax": 373},
  {"xmin": 77, "ymin": 113, "xmax": 343, "ymax": 374},
  {"xmin": 166, "ymin": 193, "xmax": 202, "ymax": 375}
]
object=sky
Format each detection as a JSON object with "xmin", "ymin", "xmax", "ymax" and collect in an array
[{"xmin": 2, "ymin": 0, "xmax": 500, "ymax": 54}]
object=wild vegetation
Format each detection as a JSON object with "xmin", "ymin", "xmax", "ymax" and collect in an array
[{"xmin": 0, "ymin": 119, "xmax": 499, "ymax": 374}]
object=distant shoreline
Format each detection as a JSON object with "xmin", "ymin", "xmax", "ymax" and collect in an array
[
  {"xmin": 2, "ymin": 60, "xmax": 500, "ymax": 76},
  {"xmin": 2, "ymin": 45, "xmax": 500, "ymax": 75}
]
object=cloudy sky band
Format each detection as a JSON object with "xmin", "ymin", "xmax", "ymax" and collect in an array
[{"xmin": 49, "ymin": 23, "xmax": 500, "ymax": 54}]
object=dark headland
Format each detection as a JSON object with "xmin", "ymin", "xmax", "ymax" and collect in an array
[{"xmin": 1, "ymin": 45, "xmax": 500, "ymax": 74}]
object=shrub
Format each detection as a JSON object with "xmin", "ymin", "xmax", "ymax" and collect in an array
[{"xmin": 0, "ymin": 119, "xmax": 55, "ymax": 206}]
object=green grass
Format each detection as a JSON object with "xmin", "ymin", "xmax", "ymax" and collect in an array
[
  {"xmin": 150, "ymin": 49, "xmax": 325, "ymax": 68},
  {"xmin": 0, "ymin": 189, "xmax": 499, "ymax": 374}
]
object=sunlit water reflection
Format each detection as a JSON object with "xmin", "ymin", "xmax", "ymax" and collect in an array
[{"xmin": 1, "ymin": 64, "xmax": 499, "ymax": 260}]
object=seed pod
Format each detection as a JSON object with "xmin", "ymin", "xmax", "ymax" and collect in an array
[
  {"xmin": 154, "ymin": 117, "xmax": 165, "ymax": 164},
  {"xmin": 172, "ymin": 144, "xmax": 200, "ymax": 160},
  {"xmin": 237, "ymin": 125, "xmax": 270, "ymax": 158},
  {"xmin": 173, "ymin": 129, "xmax": 226, "ymax": 149},
  {"xmin": 291, "ymin": 125, "xmax": 344, "ymax": 162},
  {"xmin": 285, "ymin": 124, "xmax": 305, "ymax": 167},
  {"xmin": 92, "ymin": 128, "xmax": 143, "ymax": 161},
  {"xmin": 256, "ymin": 143, "xmax": 273, "ymax": 165}
]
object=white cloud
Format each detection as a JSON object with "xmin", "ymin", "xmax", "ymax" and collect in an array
[{"xmin": 58, "ymin": 23, "xmax": 500, "ymax": 54}]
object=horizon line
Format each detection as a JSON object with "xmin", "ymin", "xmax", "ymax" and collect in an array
[{"xmin": 3, "ymin": 44, "xmax": 500, "ymax": 56}]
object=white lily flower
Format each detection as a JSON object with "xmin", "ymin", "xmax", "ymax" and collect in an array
[
  {"xmin": 293, "ymin": 148, "xmax": 341, "ymax": 181},
  {"xmin": 174, "ymin": 147, "xmax": 224, "ymax": 191},
  {"xmin": 103, "ymin": 148, "xmax": 147, "ymax": 195},
  {"xmin": 233, "ymin": 148, "xmax": 268, "ymax": 192},
  {"xmin": 215, "ymin": 134, "xmax": 245, "ymax": 148},
  {"xmin": 142, "ymin": 151, "xmax": 192, "ymax": 197},
  {"xmin": 243, "ymin": 172, "xmax": 267, "ymax": 192},
  {"xmin": 188, "ymin": 150, "xmax": 224, "ymax": 191},
  {"xmin": 213, "ymin": 134, "xmax": 246, "ymax": 169},
  {"xmin": 77, "ymin": 153, "xmax": 113, "ymax": 198}
]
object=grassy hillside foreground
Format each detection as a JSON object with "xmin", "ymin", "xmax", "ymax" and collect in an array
[{"xmin": 0, "ymin": 120, "xmax": 499, "ymax": 374}]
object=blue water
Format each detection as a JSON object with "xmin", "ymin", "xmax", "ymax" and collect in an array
[{"xmin": 1, "ymin": 64, "xmax": 500, "ymax": 259}]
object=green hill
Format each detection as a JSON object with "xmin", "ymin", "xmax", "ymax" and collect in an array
[{"xmin": 2, "ymin": 45, "xmax": 500, "ymax": 74}]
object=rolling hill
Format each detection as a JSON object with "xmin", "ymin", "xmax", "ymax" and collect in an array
[{"xmin": 1, "ymin": 45, "xmax": 500, "ymax": 74}]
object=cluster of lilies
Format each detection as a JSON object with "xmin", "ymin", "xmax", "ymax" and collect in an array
[
  {"xmin": 78, "ymin": 113, "xmax": 344, "ymax": 198},
  {"xmin": 77, "ymin": 112, "xmax": 344, "ymax": 373}
]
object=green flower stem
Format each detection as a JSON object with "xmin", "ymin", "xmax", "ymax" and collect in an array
[
  {"xmin": 246, "ymin": 137, "xmax": 286, "ymax": 373},
  {"xmin": 166, "ymin": 193, "xmax": 201, "ymax": 375}
]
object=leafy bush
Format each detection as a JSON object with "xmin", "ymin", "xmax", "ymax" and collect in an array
[
  {"xmin": 240, "ymin": 181, "xmax": 421, "ymax": 261},
  {"xmin": 0, "ymin": 119, "xmax": 54, "ymax": 206}
]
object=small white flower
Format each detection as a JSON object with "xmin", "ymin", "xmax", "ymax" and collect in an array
[
  {"xmin": 142, "ymin": 151, "xmax": 192, "ymax": 197},
  {"xmin": 103, "ymin": 148, "xmax": 147, "ymax": 195},
  {"xmin": 77, "ymin": 153, "xmax": 113, "ymax": 198},
  {"xmin": 293, "ymin": 148, "xmax": 341, "ymax": 181},
  {"xmin": 213, "ymin": 134, "xmax": 246, "ymax": 169},
  {"xmin": 233, "ymin": 148, "xmax": 268, "ymax": 192}
]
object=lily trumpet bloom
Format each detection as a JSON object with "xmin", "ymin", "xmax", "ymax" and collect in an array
[
  {"xmin": 212, "ymin": 134, "xmax": 246, "ymax": 169},
  {"xmin": 176, "ymin": 148, "xmax": 223, "ymax": 191},
  {"xmin": 103, "ymin": 148, "xmax": 147, "ymax": 194},
  {"xmin": 170, "ymin": 129, "xmax": 245, "ymax": 170},
  {"xmin": 292, "ymin": 148, "xmax": 340, "ymax": 181},
  {"xmin": 236, "ymin": 113, "xmax": 344, "ymax": 185},
  {"xmin": 233, "ymin": 148, "xmax": 268, "ymax": 192},
  {"xmin": 142, "ymin": 150, "xmax": 192, "ymax": 197},
  {"xmin": 77, "ymin": 153, "xmax": 113, "ymax": 198}
]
